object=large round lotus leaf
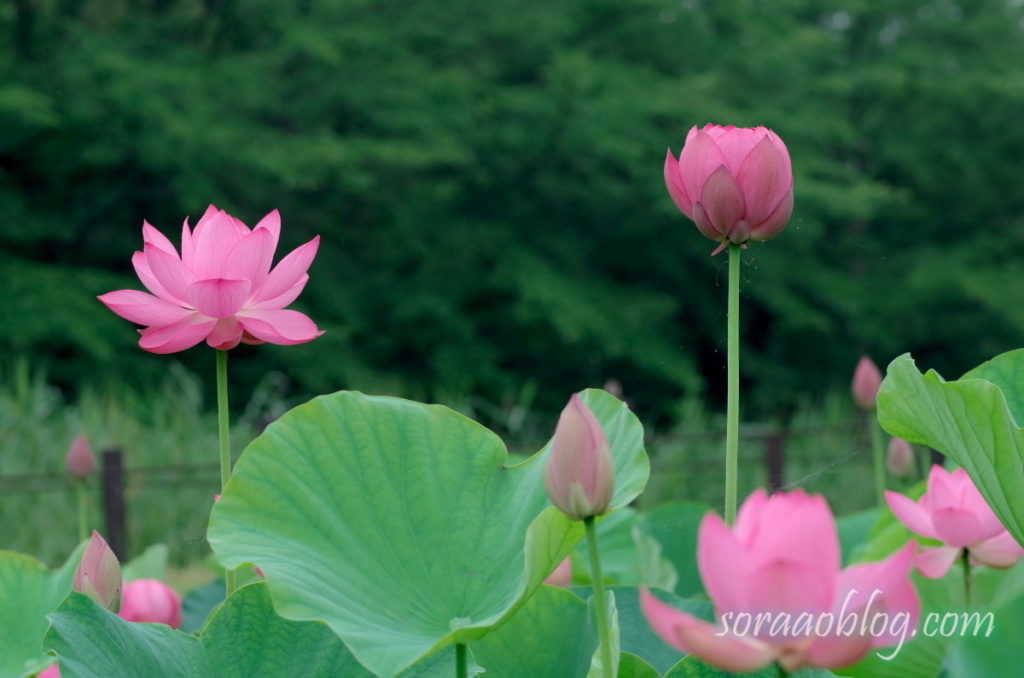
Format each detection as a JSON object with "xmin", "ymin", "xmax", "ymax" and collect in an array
[
  {"xmin": 208, "ymin": 388, "xmax": 648, "ymax": 677},
  {"xmin": 0, "ymin": 547, "xmax": 81, "ymax": 678}
]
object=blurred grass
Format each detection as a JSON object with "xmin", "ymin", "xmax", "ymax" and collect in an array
[{"xmin": 1, "ymin": 361, "xmax": 904, "ymax": 567}]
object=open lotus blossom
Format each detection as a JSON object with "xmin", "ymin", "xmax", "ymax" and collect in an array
[
  {"xmin": 641, "ymin": 489, "xmax": 919, "ymax": 673},
  {"xmin": 852, "ymin": 356, "xmax": 883, "ymax": 411},
  {"xmin": 886, "ymin": 465, "xmax": 1024, "ymax": 578},
  {"xmin": 665, "ymin": 124, "xmax": 793, "ymax": 254},
  {"xmin": 99, "ymin": 205, "xmax": 322, "ymax": 353},
  {"xmin": 119, "ymin": 579, "xmax": 183, "ymax": 628}
]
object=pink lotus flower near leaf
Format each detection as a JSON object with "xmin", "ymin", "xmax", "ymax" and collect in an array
[
  {"xmin": 73, "ymin": 531, "xmax": 122, "ymax": 612},
  {"xmin": 544, "ymin": 557, "xmax": 573, "ymax": 587},
  {"xmin": 886, "ymin": 437, "xmax": 914, "ymax": 478},
  {"xmin": 37, "ymin": 664, "xmax": 61, "ymax": 678},
  {"xmin": 852, "ymin": 356, "xmax": 883, "ymax": 411},
  {"xmin": 665, "ymin": 124, "xmax": 793, "ymax": 254},
  {"xmin": 641, "ymin": 489, "xmax": 920, "ymax": 673},
  {"xmin": 99, "ymin": 205, "xmax": 323, "ymax": 353},
  {"xmin": 544, "ymin": 394, "xmax": 616, "ymax": 521},
  {"xmin": 119, "ymin": 579, "xmax": 183, "ymax": 628},
  {"xmin": 66, "ymin": 435, "xmax": 96, "ymax": 478},
  {"xmin": 886, "ymin": 465, "xmax": 1024, "ymax": 577}
]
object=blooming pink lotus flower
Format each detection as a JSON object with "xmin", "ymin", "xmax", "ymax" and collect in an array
[
  {"xmin": 852, "ymin": 356, "xmax": 883, "ymax": 411},
  {"xmin": 99, "ymin": 205, "xmax": 322, "ymax": 353},
  {"xmin": 886, "ymin": 437, "xmax": 914, "ymax": 478},
  {"xmin": 544, "ymin": 394, "xmax": 616, "ymax": 521},
  {"xmin": 641, "ymin": 490, "xmax": 919, "ymax": 673},
  {"xmin": 119, "ymin": 579, "xmax": 183, "ymax": 628},
  {"xmin": 665, "ymin": 124, "xmax": 793, "ymax": 254},
  {"xmin": 73, "ymin": 531, "xmax": 122, "ymax": 612},
  {"xmin": 66, "ymin": 435, "xmax": 96, "ymax": 478},
  {"xmin": 886, "ymin": 465, "xmax": 1024, "ymax": 578},
  {"xmin": 544, "ymin": 557, "xmax": 573, "ymax": 587}
]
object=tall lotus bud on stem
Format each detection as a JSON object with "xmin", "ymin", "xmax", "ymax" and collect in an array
[
  {"xmin": 544, "ymin": 394, "xmax": 615, "ymax": 521},
  {"xmin": 665, "ymin": 124, "xmax": 793, "ymax": 255},
  {"xmin": 852, "ymin": 356, "xmax": 883, "ymax": 411},
  {"xmin": 66, "ymin": 435, "xmax": 96, "ymax": 478},
  {"xmin": 73, "ymin": 531, "xmax": 122, "ymax": 612},
  {"xmin": 887, "ymin": 437, "xmax": 914, "ymax": 478}
]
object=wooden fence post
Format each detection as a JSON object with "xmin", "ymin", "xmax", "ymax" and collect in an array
[
  {"xmin": 765, "ymin": 433, "xmax": 786, "ymax": 493},
  {"xmin": 101, "ymin": 448, "xmax": 127, "ymax": 560}
]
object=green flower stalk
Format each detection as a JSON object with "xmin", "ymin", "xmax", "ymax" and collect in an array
[
  {"xmin": 852, "ymin": 355, "xmax": 885, "ymax": 506},
  {"xmin": 66, "ymin": 435, "xmax": 96, "ymax": 543}
]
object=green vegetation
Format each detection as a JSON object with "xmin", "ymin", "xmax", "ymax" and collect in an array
[{"xmin": 2, "ymin": 0, "xmax": 1023, "ymax": 423}]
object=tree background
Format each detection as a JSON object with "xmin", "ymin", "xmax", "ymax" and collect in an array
[{"xmin": 3, "ymin": 0, "xmax": 1022, "ymax": 430}]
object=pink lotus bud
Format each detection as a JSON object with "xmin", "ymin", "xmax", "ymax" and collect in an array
[
  {"xmin": 641, "ymin": 489, "xmax": 919, "ymax": 673},
  {"xmin": 886, "ymin": 465, "xmax": 1024, "ymax": 578},
  {"xmin": 544, "ymin": 557, "xmax": 572, "ymax": 588},
  {"xmin": 98, "ymin": 206, "xmax": 323, "ymax": 354},
  {"xmin": 73, "ymin": 531, "xmax": 122, "ymax": 612},
  {"xmin": 38, "ymin": 664, "xmax": 61, "ymax": 678},
  {"xmin": 851, "ymin": 356, "xmax": 882, "ymax": 411},
  {"xmin": 544, "ymin": 394, "xmax": 616, "ymax": 521},
  {"xmin": 886, "ymin": 437, "xmax": 914, "ymax": 477},
  {"xmin": 119, "ymin": 579, "xmax": 183, "ymax": 628},
  {"xmin": 66, "ymin": 435, "xmax": 96, "ymax": 478},
  {"xmin": 665, "ymin": 124, "xmax": 793, "ymax": 254}
]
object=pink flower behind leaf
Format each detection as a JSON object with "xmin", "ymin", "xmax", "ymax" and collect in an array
[
  {"xmin": 665, "ymin": 124, "xmax": 793, "ymax": 253},
  {"xmin": 544, "ymin": 557, "xmax": 572, "ymax": 587},
  {"xmin": 641, "ymin": 489, "xmax": 919, "ymax": 673},
  {"xmin": 886, "ymin": 438, "xmax": 914, "ymax": 478},
  {"xmin": 852, "ymin": 356, "xmax": 883, "ymax": 411},
  {"xmin": 38, "ymin": 664, "xmax": 61, "ymax": 678},
  {"xmin": 99, "ymin": 205, "xmax": 323, "ymax": 354},
  {"xmin": 119, "ymin": 579, "xmax": 183, "ymax": 628},
  {"xmin": 886, "ymin": 465, "xmax": 1024, "ymax": 577}
]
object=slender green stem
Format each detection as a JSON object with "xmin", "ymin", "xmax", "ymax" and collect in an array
[
  {"xmin": 870, "ymin": 418, "xmax": 886, "ymax": 507},
  {"xmin": 75, "ymin": 480, "xmax": 88, "ymax": 543},
  {"xmin": 216, "ymin": 349, "xmax": 237, "ymax": 596},
  {"xmin": 585, "ymin": 517, "xmax": 615, "ymax": 678},
  {"xmin": 455, "ymin": 643, "xmax": 467, "ymax": 678},
  {"xmin": 725, "ymin": 243, "xmax": 741, "ymax": 525},
  {"xmin": 962, "ymin": 549, "xmax": 972, "ymax": 608},
  {"xmin": 776, "ymin": 663, "xmax": 790, "ymax": 677}
]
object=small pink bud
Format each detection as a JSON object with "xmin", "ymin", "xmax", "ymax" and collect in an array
[
  {"xmin": 38, "ymin": 664, "xmax": 61, "ymax": 678},
  {"xmin": 544, "ymin": 394, "xmax": 615, "ymax": 521},
  {"xmin": 851, "ymin": 356, "xmax": 883, "ymax": 411},
  {"xmin": 73, "ymin": 531, "xmax": 122, "ymax": 612},
  {"xmin": 886, "ymin": 437, "xmax": 914, "ymax": 477},
  {"xmin": 66, "ymin": 435, "xmax": 96, "ymax": 478},
  {"xmin": 119, "ymin": 579, "xmax": 183, "ymax": 628},
  {"xmin": 544, "ymin": 557, "xmax": 572, "ymax": 588}
]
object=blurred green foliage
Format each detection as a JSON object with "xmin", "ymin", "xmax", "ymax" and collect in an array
[{"xmin": 2, "ymin": 0, "xmax": 1023, "ymax": 422}]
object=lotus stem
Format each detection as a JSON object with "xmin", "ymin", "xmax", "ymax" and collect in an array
[
  {"xmin": 216, "ymin": 349, "xmax": 237, "ymax": 596},
  {"xmin": 75, "ymin": 480, "xmax": 88, "ymax": 543},
  {"xmin": 455, "ymin": 643, "xmax": 468, "ymax": 678},
  {"xmin": 725, "ymin": 243, "xmax": 741, "ymax": 525},
  {"xmin": 870, "ymin": 418, "xmax": 886, "ymax": 507},
  {"xmin": 585, "ymin": 516, "xmax": 615, "ymax": 678},
  {"xmin": 963, "ymin": 549, "xmax": 972, "ymax": 608}
]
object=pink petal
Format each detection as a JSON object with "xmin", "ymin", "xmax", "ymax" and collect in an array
[
  {"xmin": 970, "ymin": 531, "xmax": 1024, "ymax": 569},
  {"xmin": 698, "ymin": 166, "xmax": 746, "ymax": 239},
  {"xmin": 187, "ymin": 279, "xmax": 251, "ymax": 319},
  {"xmin": 807, "ymin": 634, "xmax": 874, "ymax": 670},
  {"xmin": 206, "ymin": 317, "xmax": 244, "ymax": 350},
  {"xmin": 98, "ymin": 290, "xmax": 192, "ymax": 326},
  {"xmin": 133, "ymin": 251, "xmax": 178, "ymax": 303},
  {"xmin": 191, "ymin": 209, "xmax": 248, "ymax": 279},
  {"xmin": 960, "ymin": 478, "xmax": 1007, "ymax": 540},
  {"xmin": 224, "ymin": 228, "xmax": 275, "ymax": 290},
  {"xmin": 544, "ymin": 558, "xmax": 572, "ymax": 588},
  {"xmin": 915, "ymin": 545, "xmax": 961, "ymax": 578},
  {"xmin": 679, "ymin": 128, "xmax": 728, "ymax": 209},
  {"xmin": 749, "ymin": 188, "xmax": 793, "ymax": 242},
  {"xmin": 834, "ymin": 541, "xmax": 920, "ymax": 647},
  {"xmin": 746, "ymin": 491, "xmax": 840, "ymax": 588},
  {"xmin": 254, "ymin": 209, "xmax": 281, "ymax": 254},
  {"xmin": 251, "ymin": 275, "xmax": 308, "ymax": 310},
  {"xmin": 734, "ymin": 488, "xmax": 770, "ymax": 543},
  {"xmin": 144, "ymin": 244, "xmax": 194, "ymax": 304},
  {"xmin": 704, "ymin": 125, "xmax": 766, "ymax": 175},
  {"xmin": 743, "ymin": 558, "xmax": 834, "ymax": 621},
  {"xmin": 664, "ymin": 149, "xmax": 693, "ymax": 217},
  {"xmin": 885, "ymin": 491, "xmax": 938, "ymax": 540},
  {"xmin": 691, "ymin": 203, "xmax": 724, "ymax": 242},
  {"xmin": 932, "ymin": 507, "xmax": 986, "ymax": 547},
  {"xmin": 926, "ymin": 465, "xmax": 959, "ymax": 510},
  {"xmin": 138, "ymin": 313, "xmax": 216, "ymax": 354},
  {"xmin": 142, "ymin": 221, "xmax": 177, "ymax": 256},
  {"xmin": 736, "ymin": 135, "xmax": 793, "ymax": 226},
  {"xmin": 256, "ymin": 236, "xmax": 320, "ymax": 303},
  {"xmin": 697, "ymin": 512, "xmax": 749, "ymax": 615},
  {"xmin": 181, "ymin": 218, "xmax": 195, "ymax": 269},
  {"xmin": 237, "ymin": 309, "xmax": 322, "ymax": 345}
]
